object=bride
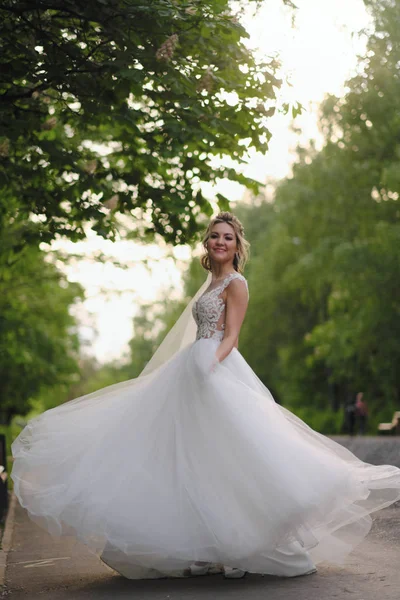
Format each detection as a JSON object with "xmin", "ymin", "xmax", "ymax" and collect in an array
[{"xmin": 11, "ymin": 212, "xmax": 400, "ymax": 580}]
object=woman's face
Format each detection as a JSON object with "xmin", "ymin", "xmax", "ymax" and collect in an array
[{"xmin": 207, "ymin": 222, "xmax": 237, "ymax": 267}]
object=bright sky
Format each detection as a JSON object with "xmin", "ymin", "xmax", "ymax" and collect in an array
[{"xmin": 58, "ymin": 0, "xmax": 370, "ymax": 363}]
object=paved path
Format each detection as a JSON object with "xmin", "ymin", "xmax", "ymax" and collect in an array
[
  {"xmin": 3, "ymin": 437, "xmax": 400, "ymax": 599},
  {"xmin": 3, "ymin": 500, "xmax": 400, "ymax": 600},
  {"xmin": 330, "ymin": 436, "xmax": 400, "ymax": 468}
]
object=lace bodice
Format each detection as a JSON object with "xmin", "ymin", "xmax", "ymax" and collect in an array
[{"xmin": 192, "ymin": 272, "xmax": 248, "ymax": 342}]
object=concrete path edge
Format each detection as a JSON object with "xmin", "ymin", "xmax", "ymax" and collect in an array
[{"xmin": 0, "ymin": 493, "xmax": 17, "ymax": 587}]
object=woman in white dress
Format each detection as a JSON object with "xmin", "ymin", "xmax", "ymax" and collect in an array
[{"xmin": 11, "ymin": 212, "xmax": 400, "ymax": 581}]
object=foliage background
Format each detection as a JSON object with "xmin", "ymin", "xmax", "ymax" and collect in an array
[
  {"xmin": 85, "ymin": 0, "xmax": 399, "ymax": 435},
  {"xmin": 1, "ymin": 0, "xmax": 400, "ymax": 458}
]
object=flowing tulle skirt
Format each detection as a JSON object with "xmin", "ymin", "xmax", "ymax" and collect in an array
[{"xmin": 11, "ymin": 339, "xmax": 400, "ymax": 578}]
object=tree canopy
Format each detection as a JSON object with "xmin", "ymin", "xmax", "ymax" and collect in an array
[
  {"xmin": 238, "ymin": 0, "xmax": 400, "ymax": 429},
  {"xmin": 0, "ymin": 0, "xmax": 285, "ymax": 246},
  {"xmin": 88, "ymin": 0, "xmax": 400, "ymax": 435},
  {"xmin": 0, "ymin": 234, "xmax": 83, "ymax": 422},
  {"xmin": 7, "ymin": 0, "xmax": 400, "ymax": 437},
  {"xmin": 0, "ymin": 0, "xmax": 295, "ymax": 425}
]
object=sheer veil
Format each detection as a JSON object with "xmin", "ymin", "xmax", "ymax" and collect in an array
[
  {"xmin": 140, "ymin": 272, "xmax": 211, "ymax": 377},
  {"xmin": 41, "ymin": 271, "xmax": 211, "ymax": 406}
]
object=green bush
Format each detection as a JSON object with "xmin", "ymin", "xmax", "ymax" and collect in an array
[
  {"xmin": 0, "ymin": 419, "xmax": 25, "ymax": 489},
  {"xmin": 286, "ymin": 406, "xmax": 345, "ymax": 435}
]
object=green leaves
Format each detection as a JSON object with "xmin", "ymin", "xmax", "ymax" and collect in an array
[
  {"xmin": 233, "ymin": 0, "xmax": 400, "ymax": 427},
  {"xmin": 0, "ymin": 227, "xmax": 83, "ymax": 422},
  {"xmin": 0, "ymin": 0, "xmax": 283, "ymax": 245}
]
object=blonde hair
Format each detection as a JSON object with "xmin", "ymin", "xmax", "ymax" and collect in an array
[{"xmin": 201, "ymin": 212, "xmax": 250, "ymax": 273}]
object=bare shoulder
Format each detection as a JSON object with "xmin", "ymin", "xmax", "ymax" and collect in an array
[{"xmin": 226, "ymin": 275, "xmax": 248, "ymax": 299}]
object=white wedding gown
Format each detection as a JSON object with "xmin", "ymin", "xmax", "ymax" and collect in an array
[{"xmin": 11, "ymin": 272, "xmax": 400, "ymax": 579}]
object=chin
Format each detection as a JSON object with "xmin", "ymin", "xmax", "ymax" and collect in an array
[{"xmin": 211, "ymin": 254, "xmax": 234, "ymax": 265}]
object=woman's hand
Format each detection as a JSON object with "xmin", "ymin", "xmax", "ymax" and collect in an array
[
  {"xmin": 192, "ymin": 345, "xmax": 220, "ymax": 382},
  {"xmin": 209, "ymin": 356, "xmax": 219, "ymax": 374}
]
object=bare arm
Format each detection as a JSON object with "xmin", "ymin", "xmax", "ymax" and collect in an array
[{"xmin": 215, "ymin": 279, "xmax": 249, "ymax": 364}]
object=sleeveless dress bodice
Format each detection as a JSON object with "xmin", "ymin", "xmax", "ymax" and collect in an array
[{"xmin": 192, "ymin": 272, "xmax": 248, "ymax": 342}]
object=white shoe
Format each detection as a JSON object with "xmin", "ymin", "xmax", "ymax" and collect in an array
[
  {"xmin": 223, "ymin": 566, "xmax": 247, "ymax": 579},
  {"xmin": 289, "ymin": 567, "xmax": 317, "ymax": 578},
  {"xmin": 189, "ymin": 562, "xmax": 212, "ymax": 576},
  {"xmin": 299, "ymin": 567, "xmax": 317, "ymax": 577}
]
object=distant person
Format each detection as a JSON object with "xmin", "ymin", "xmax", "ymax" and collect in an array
[
  {"xmin": 345, "ymin": 400, "xmax": 357, "ymax": 436},
  {"xmin": 355, "ymin": 392, "xmax": 368, "ymax": 435}
]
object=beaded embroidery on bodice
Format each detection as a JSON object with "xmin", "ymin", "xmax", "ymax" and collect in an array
[{"xmin": 192, "ymin": 272, "xmax": 248, "ymax": 342}]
